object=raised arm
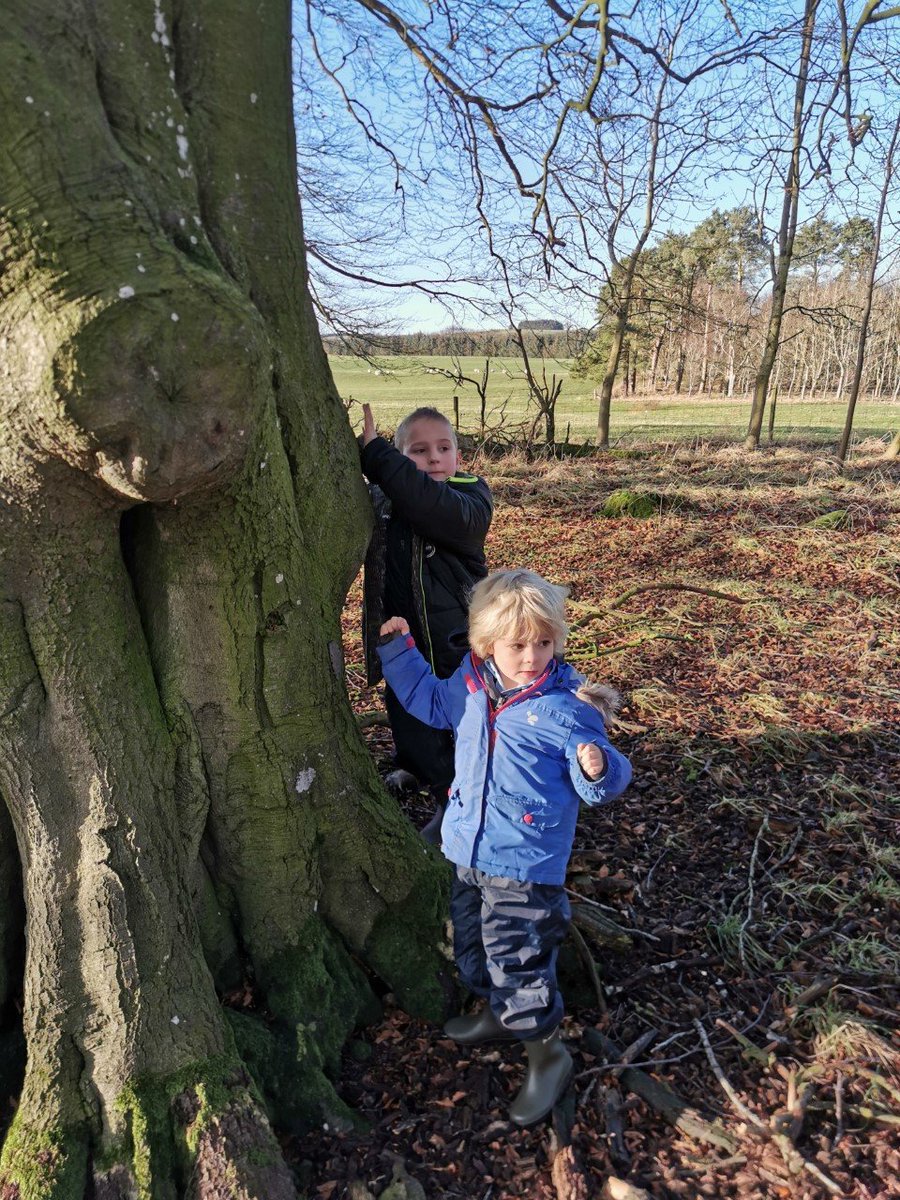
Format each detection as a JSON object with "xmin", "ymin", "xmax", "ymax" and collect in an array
[
  {"xmin": 377, "ymin": 626, "xmax": 456, "ymax": 730},
  {"xmin": 360, "ymin": 437, "xmax": 492, "ymax": 554}
]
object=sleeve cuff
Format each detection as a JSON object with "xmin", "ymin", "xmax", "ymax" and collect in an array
[
  {"xmin": 568, "ymin": 741, "xmax": 632, "ymax": 805},
  {"xmin": 376, "ymin": 632, "xmax": 416, "ymax": 663}
]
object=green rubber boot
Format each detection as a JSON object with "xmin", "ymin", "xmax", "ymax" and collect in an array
[
  {"xmin": 419, "ymin": 800, "xmax": 446, "ymax": 846},
  {"xmin": 444, "ymin": 1006, "xmax": 517, "ymax": 1046},
  {"xmin": 508, "ymin": 1029, "xmax": 574, "ymax": 1126}
]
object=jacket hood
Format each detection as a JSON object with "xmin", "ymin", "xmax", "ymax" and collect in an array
[{"xmin": 546, "ymin": 658, "xmax": 621, "ymax": 724}]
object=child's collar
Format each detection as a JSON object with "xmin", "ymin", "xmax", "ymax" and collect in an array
[{"xmin": 482, "ymin": 656, "xmax": 553, "ymax": 702}]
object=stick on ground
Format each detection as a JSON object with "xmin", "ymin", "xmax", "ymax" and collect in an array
[{"xmin": 583, "ymin": 1029, "xmax": 737, "ymax": 1152}]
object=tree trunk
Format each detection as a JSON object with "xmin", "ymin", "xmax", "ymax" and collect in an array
[
  {"xmin": 699, "ymin": 282, "xmax": 712, "ymax": 393},
  {"xmin": 596, "ymin": 307, "xmax": 628, "ymax": 449},
  {"xmin": 745, "ymin": 0, "xmax": 819, "ymax": 449},
  {"xmin": 649, "ymin": 335, "xmax": 663, "ymax": 390},
  {"xmin": 838, "ymin": 110, "xmax": 900, "ymax": 466},
  {"xmin": 724, "ymin": 318, "xmax": 736, "ymax": 397},
  {"xmin": 0, "ymin": 1, "xmax": 447, "ymax": 1195},
  {"xmin": 674, "ymin": 347, "xmax": 686, "ymax": 394}
]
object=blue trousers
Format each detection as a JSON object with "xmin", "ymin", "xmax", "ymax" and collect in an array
[{"xmin": 450, "ymin": 865, "xmax": 570, "ymax": 1040}]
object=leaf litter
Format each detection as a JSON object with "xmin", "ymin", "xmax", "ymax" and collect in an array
[{"xmin": 292, "ymin": 440, "xmax": 899, "ymax": 1200}]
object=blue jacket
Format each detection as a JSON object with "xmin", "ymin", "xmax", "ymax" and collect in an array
[{"xmin": 378, "ymin": 634, "xmax": 632, "ymax": 885}]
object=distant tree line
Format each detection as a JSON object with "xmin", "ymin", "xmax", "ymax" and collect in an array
[
  {"xmin": 324, "ymin": 324, "xmax": 588, "ymax": 360},
  {"xmin": 574, "ymin": 208, "xmax": 900, "ymax": 403}
]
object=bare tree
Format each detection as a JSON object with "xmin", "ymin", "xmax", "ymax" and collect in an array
[
  {"xmin": 837, "ymin": 106, "xmax": 900, "ymax": 464},
  {"xmin": 745, "ymin": 0, "xmax": 821, "ymax": 450}
]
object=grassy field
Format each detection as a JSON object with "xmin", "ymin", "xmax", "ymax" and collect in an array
[{"xmin": 330, "ymin": 353, "xmax": 899, "ymax": 446}]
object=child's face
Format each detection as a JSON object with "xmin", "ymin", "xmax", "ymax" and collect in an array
[
  {"xmin": 490, "ymin": 629, "xmax": 555, "ymax": 690},
  {"xmin": 400, "ymin": 418, "xmax": 460, "ymax": 482}
]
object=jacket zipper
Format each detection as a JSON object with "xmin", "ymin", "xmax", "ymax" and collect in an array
[
  {"xmin": 416, "ymin": 538, "xmax": 436, "ymax": 672},
  {"xmin": 468, "ymin": 657, "xmax": 553, "ymax": 864}
]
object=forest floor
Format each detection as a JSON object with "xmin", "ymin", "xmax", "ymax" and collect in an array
[{"xmin": 290, "ymin": 439, "xmax": 900, "ymax": 1200}]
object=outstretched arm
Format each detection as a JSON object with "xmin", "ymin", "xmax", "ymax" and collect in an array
[
  {"xmin": 363, "ymin": 403, "xmax": 378, "ymax": 446},
  {"xmin": 377, "ymin": 623, "xmax": 456, "ymax": 730}
]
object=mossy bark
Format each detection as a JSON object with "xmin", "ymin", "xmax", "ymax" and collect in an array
[{"xmin": 0, "ymin": 1, "xmax": 448, "ymax": 1195}]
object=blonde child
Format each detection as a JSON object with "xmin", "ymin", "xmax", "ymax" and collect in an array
[{"xmin": 377, "ymin": 568, "xmax": 632, "ymax": 1125}]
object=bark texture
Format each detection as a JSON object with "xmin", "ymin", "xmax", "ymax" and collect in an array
[{"xmin": 0, "ymin": 1, "xmax": 448, "ymax": 1195}]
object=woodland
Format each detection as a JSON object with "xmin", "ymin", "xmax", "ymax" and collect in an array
[{"xmin": 0, "ymin": 1, "xmax": 898, "ymax": 1199}]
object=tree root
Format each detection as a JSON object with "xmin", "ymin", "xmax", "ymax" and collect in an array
[
  {"xmin": 569, "ymin": 902, "xmax": 633, "ymax": 953},
  {"xmin": 568, "ymin": 923, "xmax": 607, "ymax": 1014}
]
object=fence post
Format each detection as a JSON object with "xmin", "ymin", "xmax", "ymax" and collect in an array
[
  {"xmin": 453, "ymin": 395, "xmax": 459, "ymax": 429},
  {"xmin": 768, "ymin": 385, "xmax": 778, "ymax": 443}
]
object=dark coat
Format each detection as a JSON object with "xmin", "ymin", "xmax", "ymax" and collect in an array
[{"xmin": 361, "ymin": 436, "xmax": 492, "ymax": 684}]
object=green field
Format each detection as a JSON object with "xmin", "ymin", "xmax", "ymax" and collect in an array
[{"xmin": 330, "ymin": 354, "xmax": 898, "ymax": 446}]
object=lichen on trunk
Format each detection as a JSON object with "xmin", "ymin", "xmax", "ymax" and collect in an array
[{"xmin": 0, "ymin": 0, "xmax": 449, "ymax": 1194}]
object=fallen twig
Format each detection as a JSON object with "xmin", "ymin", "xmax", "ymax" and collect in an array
[
  {"xmin": 607, "ymin": 955, "xmax": 720, "ymax": 997},
  {"xmin": 693, "ymin": 1018, "xmax": 766, "ymax": 1130},
  {"xmin": 610, "ymin": 1029, "xmax": 659, "ymax": 1080},
  {"xmin": 788, "ymin": 976, "xmax": 839, "ymax": 1011},
  {"xmin": 739, "ymin": 815, "xmax": 768, "ymax": 971},
  {"xmin": 713, "ymin": 1018, "xmax": 772, "ymax": 1066},
  {"xmin": 694, "ymin": 1019, "xmax": 846, "ymax": 1196},
  {"xmin": 607, "ymin": 582, "xmax": 751, "ymax": 610},
  {"xmin": 601, "ymin": 1085, "xmax": 630, "ymax": 1167},
  {"xmin": 832, "ymin": 1071, "xmax": 844, "ymax": 1150},
  {"xmin": 583, "ymin": 1029, "xmax": 737, "ymax": 1152},
  {"xmin": 568, "ymin": 922, "xmax": 607, "ymax": 1015},
  {"xmin": 769, "ymin": 825, "xmax": 805, "ymax": 872},
  {"xmin": 567, "ymin": 892, "xmax": 659, "ymax": 942},
  {"xmin": 771, "ymin": 1130, "xmax": 846, "ymax": 1196}
]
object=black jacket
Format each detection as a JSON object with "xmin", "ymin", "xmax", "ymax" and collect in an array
[{"xmin": 361, "ymin": 436, "xmax": 492, "ymax": 684}]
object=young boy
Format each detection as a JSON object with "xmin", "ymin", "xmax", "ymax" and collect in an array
[
  {"xmin": 360, "ymin": 403, "xmax": 492, "ymax": 841},
  {"xmin": 377, "ymin": 569, "xmax": 632, "ymax": 1126}
]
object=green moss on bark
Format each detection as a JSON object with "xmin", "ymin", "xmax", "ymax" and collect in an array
[
  {"xmin": 363, "ymin": 866, "xmax": 454, "ymax": 1022},
  {"xmin": 98, "ymin": 1056, "xmax": 281, "ymax": 1199},
  {"xmin": 251, "ymin": 918, "xmax": 380, "ymax": 1129},
  {"xmin": 227, "ymin": 1010, "xmax": 362, "ymax": 1135},
  {"xmin": 0, "ymin": 1121, "xmax": 88, "ymax": 1200}
]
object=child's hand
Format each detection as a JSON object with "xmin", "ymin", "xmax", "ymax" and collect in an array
[
  {"xmin": 577, "ymin": 742, "xmax": 606, "ymax": 780},
  {"xmin": 380, "ymin": 616, "xmax": 410, "ymax": 637},
  {"xmin": 362, "ymin": 403, "xmax": 377, "ymax": 445}
]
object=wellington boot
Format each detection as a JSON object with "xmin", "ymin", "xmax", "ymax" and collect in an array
[
  {"xmin": 419, "ymin": 800, "xmax": 446, "ymax": 846},
  {"xmin": 508, "ymin": 1029, "xmax": 573, "ymax": 1127},
  {"xmin": 444, "ymin": 1006, "xmax": 517, "ymax": 1046}
]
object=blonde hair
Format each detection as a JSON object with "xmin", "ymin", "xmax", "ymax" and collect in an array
[
  {"xmin": 394, "ymin": 407, "xmax": 457, "ymax": 452},
  {"xmin": 468, "ymin": 568, "xmax": 622, "ymax": 722},
  {"xmin": 468, "ymin": 569, "xmax": 568, "ymax": 657}
]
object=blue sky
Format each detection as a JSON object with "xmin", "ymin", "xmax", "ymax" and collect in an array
[{"xmin": 293, "ymin": 0, "xmax": 900, "ymax": 334}]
